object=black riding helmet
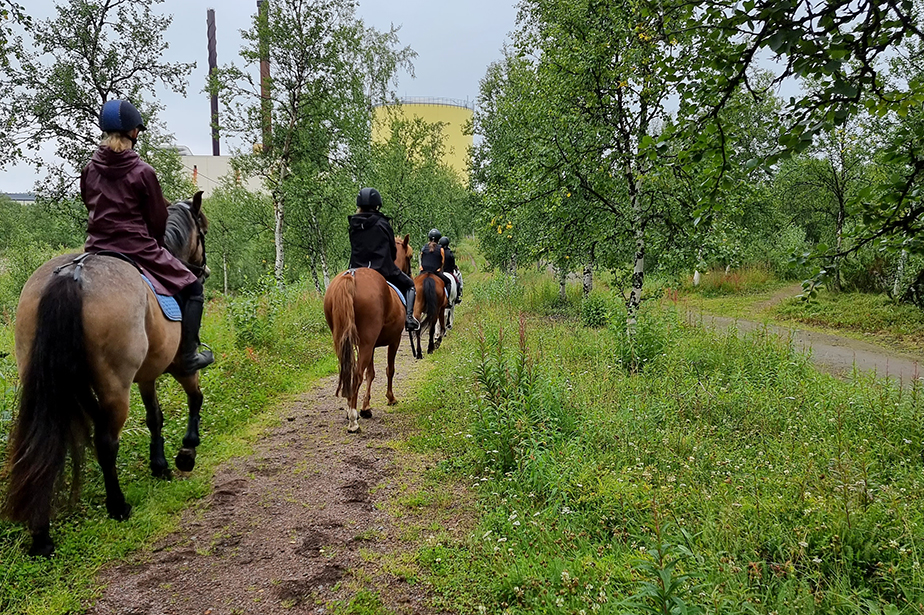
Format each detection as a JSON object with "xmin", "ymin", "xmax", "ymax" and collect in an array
[
  {"xmin": 428, "ymin": 228, "xmax": 441, "ymax": 242},
  {"xmin": 357, "ymin": 187, "xmax": 383, "ymax": 212},
  {"xmin": 438, "ymin": 237, "xmax": 449, "ymax": 247},
  {"xmin": 99, "ymin": 99, "xmax": 146, "ymax": 133}
]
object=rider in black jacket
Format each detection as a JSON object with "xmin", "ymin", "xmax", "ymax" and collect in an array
[
  {"xmin": 438, "ymin": 236, "xmax": 461, "ymax": 303},
  {"xmin": 420, "ymin": 228, "xmax": 454, "ymax": 295},
  {"xmin": 348, "ymin": 188, "xmax": 418, "ymax": 331}
]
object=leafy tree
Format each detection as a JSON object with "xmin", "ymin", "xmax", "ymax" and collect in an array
[
  {"xmin": 665, "ymin": 0, "xmax": 924, "ymax": 262},
  {"xmin": 213, "ymin": 0, "xmax": 415, "ymax": 287},
  {"xmin": 0, "ymin": 0, "xmax": 194, "ymax": 193}
]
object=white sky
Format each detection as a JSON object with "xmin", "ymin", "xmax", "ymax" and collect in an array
[{"xmin": 0, "ymin": 0, "xmax": 520, "ymax": 193}]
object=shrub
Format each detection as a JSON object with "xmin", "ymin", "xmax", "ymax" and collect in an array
[{"xmin": 580, "ymin": 291, "xmax": 610, "ymax": 327}]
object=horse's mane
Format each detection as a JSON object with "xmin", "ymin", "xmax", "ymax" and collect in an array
[{"xmin": 163, "ymin": 204, "xmax": 195, "ymax": 257}]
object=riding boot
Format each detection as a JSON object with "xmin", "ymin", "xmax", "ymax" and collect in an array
[
  {"xmin": 178, "ymin": 294, "xmax": 215, "ymax": 376},
  {"xmin": 405, "ymin": 288, "xmax": 419, "ymax": 331}
]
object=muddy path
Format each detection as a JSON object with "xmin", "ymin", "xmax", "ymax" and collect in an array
[{"xmin": 89, "ymin": 341, "xmax": 460, "ymax": 615}]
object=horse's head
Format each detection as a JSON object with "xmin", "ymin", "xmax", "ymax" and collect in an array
[
  {"xmin": 165, "ymin": 191, "xmax": 209, "ymax": 279},
  {"xmin": 395, "ymin": 234, "xmax": 413, "ymax": 275}
]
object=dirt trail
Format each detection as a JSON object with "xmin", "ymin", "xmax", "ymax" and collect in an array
[
  {"xmin": 689, "ymin": 283, "xmax": 924, "ymax": 385},
  {"xmin": 89, "ymin": 342, "xmax": 453, "ymax": 615}
]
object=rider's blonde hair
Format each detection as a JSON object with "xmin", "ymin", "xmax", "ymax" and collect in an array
[{"xmin": 100, "ymin": 132, "xmax": 134, "ymax": 153}]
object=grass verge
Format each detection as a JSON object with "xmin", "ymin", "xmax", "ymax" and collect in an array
[{"xmin": 403, "ymin": 273, "xmax": 924, "ymax": 614}]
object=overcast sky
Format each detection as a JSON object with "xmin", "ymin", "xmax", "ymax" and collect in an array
[{"xmin": 0, "ymin": 0, "xmax": 520, "ymax": 193}]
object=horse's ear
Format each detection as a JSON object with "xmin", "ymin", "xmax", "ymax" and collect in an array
[
  {"xmin": 402, "ymin": 234, "xmax": 410, "ymax": 248},
  {"xmin": 191, "ymin": 191, "xmax": 204, "ymax": 215}
]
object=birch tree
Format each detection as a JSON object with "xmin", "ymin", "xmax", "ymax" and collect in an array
[{"xmin": 214, "ymin": 0, "xmax": 414, "ymax": 287}]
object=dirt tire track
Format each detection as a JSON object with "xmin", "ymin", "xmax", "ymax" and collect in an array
[{"xmin": 89, "ymin": 341, "xmax": 450, "ymax": 615}]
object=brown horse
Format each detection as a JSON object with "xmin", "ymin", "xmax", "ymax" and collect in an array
[
  {"xmin": 2, "ymin": 192, "xmax": 209, "ymax": 557},
  {"xmin": 412, "ymin": 271, "xmax": 448, "ymax": 358},
  {"xmin": 323, "ymin": 235, "xmax": 412, "ymax": 432}
]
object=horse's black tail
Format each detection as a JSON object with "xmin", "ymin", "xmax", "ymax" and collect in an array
[
  {"xmin": 424, "ymin": 276, "xmax": 438, "ymax": 323},
  {"xmin": 2, "ymin": 273, "xmax": 94, "ymax": 529}
]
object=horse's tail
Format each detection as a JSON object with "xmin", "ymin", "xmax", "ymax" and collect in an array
[
  {"xmin": 330, "ymin": 274, "xmax": 359, "ymax": 401},
  {"xmin": 2, "ymin": 273, "xmax": 94, "ymax": 528},
  {"xmin": 424, "ymin": 276, "xmax": 438, "ymax": 322}
]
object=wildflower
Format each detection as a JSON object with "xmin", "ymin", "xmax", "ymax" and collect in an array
[{"xmin": 556, "ymin": 597, "xmax": 565, "ymax": 607}]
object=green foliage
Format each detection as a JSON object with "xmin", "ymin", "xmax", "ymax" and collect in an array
[
  {"xmin": 580, "ymin": 291, "xmax": 609, "ymax": 328},
  {"xmin": 0, "ymin": 0, "xmax": 194, "ymax": 192},
  {"xmin": 405, "ymin": 273, "xmax": 924, "ymax": 614}
]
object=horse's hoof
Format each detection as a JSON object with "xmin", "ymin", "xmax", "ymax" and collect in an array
[
  {"xmin": 28, "ymin": 539, "xmax": 54, "ymax": 558},
  {"xmin": 387, "ymin": 398, "xmax": 398, "ymax": 406},
  {"xmin": 175, "ymin": 448, "xmax": 197, "ymax": 472},
  {"xmin": 348, "ymin": 422, "xmax": 361, "ymax": 433},
  {"xmin": 151, "ymin": 464, "xmax": 172, "ymax": 480},
  {"xmin": 360, "ymin": 409, "xmax": 372, "ymax": 419},
  {"xmin": 108, "ymin": 502, "xmax": 132, "ymax": 521}
]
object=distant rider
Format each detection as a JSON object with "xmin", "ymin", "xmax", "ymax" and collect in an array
[
  {"xmin": 348, "ymin": 187, "xmax": 419, "ymax": 331},
  {"xmin": 438, "ymin": 236, "xmax": 462, "ymax": 303},
  {"xmin": 419, "ymin": 228, "xmax": 454, "ymax": 295}
]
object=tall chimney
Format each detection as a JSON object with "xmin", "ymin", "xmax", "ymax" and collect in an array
[
  {"xmin": 257, "ymin": 0, "xmax": 272, "ymax": 152},
  {"xmin": 207, "ymin": 9, "xmax": 220, "ymax": 156}
]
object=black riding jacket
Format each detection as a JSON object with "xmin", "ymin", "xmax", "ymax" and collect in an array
[
  {"xmin": 443, "ymin": 248, "xmax": 457, "ymax": 273},
  {"xmin": 348, "ymin": 211, "xmax": 401, "ymax": 277},
  {"xmin": 420, "ymin": 244, "xmax": 444, "ymax": 273}
]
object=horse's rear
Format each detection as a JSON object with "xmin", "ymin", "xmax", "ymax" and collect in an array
[
  {"xmin": 324, "ymin": 268, "xmax": 405, "ymax": 432},
  {"xmin": 413, "ymin": 272, "xmax": 447, "ymax": 357},
  {"xmin": 5, "ymin": 254, "xmax": 184, "ymax": 555}
]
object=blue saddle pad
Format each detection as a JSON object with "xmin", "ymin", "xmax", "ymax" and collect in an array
[
  {"xmin": 141, "ymin": 275, "xmax": 182, "ymax": 321},
  {"xmin": 386, "ymin": 281, "xmax": 406, "ymax": 307}
]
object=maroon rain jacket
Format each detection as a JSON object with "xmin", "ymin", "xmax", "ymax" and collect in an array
[{"xmin": 81, "ymin": 147, "xmax": 197, "ymax": 296}]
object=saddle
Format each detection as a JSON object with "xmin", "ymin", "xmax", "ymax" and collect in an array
[
  {"xmin": 343, "ymin": 269, "xmax": 406, "ymax": 307},
  {"xmin": 55, "ymin": 252, "xmax": 182, "ymax": 321}
]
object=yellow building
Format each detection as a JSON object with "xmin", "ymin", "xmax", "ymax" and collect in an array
[{"xmin": 372, "ymin": 97, "xmax": 474, "ymax": 180}]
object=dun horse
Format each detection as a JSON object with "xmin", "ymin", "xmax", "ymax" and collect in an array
[
  {"xmin": 324, "ymin": 235, "xmax": 412, "ymax": 432},
  {"xmin": 412, "ymin": 271, "xmax": 448, "ymax": 358},
  {"xmin": 2, "ymin": 193, "xmax": 209, "ymax": 557}
]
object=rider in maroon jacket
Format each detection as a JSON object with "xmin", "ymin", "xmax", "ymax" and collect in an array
[{"xmin": 81, "ymin": 99, "xmax": 214, "ymax": 376}]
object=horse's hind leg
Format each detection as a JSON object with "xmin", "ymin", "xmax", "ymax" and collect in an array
[
  {"xmin": 385, "ymin": 342, "xmax": 398, "ymax": 406},
  {"xmin": 94, "ymin": 390, "xmax": 132, "ymax": 521},
  {"xmin": 359, "ymin": 346, "xmax": 375, "ymax": 419},
  {"xmin": 139, "ymin": 380, "xmax": 170, "ymax": 479},
  {"xmin": 173, "ymin": 373, "xmax": 203, "ymax": 472}
]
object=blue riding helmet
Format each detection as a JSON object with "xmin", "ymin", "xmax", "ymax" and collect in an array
[
  {"xmin": 428, "ymin": 228, "xmax": 441, "ymax": 242},
  {"xmin": 99, "ymin": 100, "xmax": 146, "ymax": 133}
]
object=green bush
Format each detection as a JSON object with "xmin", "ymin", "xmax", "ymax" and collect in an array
[{"xmin": 580, "ymin": 290, "xmax": 610, "ymax": 327}]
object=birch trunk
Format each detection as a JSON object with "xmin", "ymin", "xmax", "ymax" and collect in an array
[
  {"xmin": 273, "ymin": 198, "xmax": 285, "ymax": 289},
  {"xmin": 222, "ymin": 251, "xmax": 229, "ymax": 295},
  {"xmin": 626, "ymin": 173, "xmax": 645, "ymax": 340},
  {"xmin": 310, "ymin": 251, "xmax": 321, "ymax": 293},
  {"xmin": 894, "ymin": 249, "xmax": 909, "ymax": 297},
  {"xmin": 833, "ymin": 203, "xmax": 845, "ymax": 292},
  {"xmin": 583, "ymin": 242, "xmax": 595, "ymax": 297}
]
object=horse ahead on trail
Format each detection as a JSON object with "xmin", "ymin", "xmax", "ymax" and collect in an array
[
  {"xmin": 2, "ymin": 193, "xmax": 210, "ymax": 557},
  {"xmin": 412, "ymin": 271, "xmax": 449, "ymax": 359},
  {"xmin": 324, "ymin": 235, "xmax": 413, "ymax": 433}
]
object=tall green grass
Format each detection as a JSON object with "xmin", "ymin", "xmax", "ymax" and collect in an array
[
  {"xmin": 0, "ymin": 285, "xmax": 336, "ymax": 614},
  {"xmin": 405, "ymin": 275, "xmax": 924, "ymax": 614}
]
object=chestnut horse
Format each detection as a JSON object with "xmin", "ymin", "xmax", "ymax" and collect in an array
[
  {"xmin": 2, "ymin": 192, "xmax": 209, "ymax": 557},
  {"xmin": 323, "ymin": 235, "xmax": 412, "ymax": 432},
  {"xmin": 412, "ymin": 271, "xmax": 448, "ymax": 358}
]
